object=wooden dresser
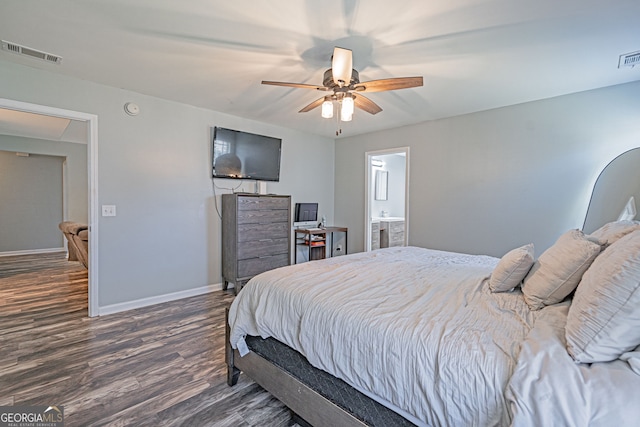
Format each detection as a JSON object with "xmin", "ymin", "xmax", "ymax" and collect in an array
[{"xmin": 222, "ymin": 193, "xmax": 291, "ymax": 293}]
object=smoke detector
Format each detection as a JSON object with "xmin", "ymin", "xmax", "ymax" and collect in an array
[
  {"xmin": 618, "ymin": 51, "xmax": 640, "ymax": 69},
  {"xmin": 124, "ymin": 102, "xmax": 140, "ymax": 116},
  {"xmin": 1, "ymin": 40, "xmax": 62, "ymax": 64}
]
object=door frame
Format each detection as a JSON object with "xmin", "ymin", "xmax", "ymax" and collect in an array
[
  {"xmin": 364, "ymin": 147, "xmax": 410, "ymax": 251},
  {"xmin": 0, "ymin": 98, "xmax": 99, "ymax": 317}
]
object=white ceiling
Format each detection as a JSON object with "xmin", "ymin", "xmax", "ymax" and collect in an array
[
  {"xmin": 1, "ymin": 0, "xmax": 639, "ymax": 139},
  {"xmin": 0, "ymin": 108, "xmax": 87, "ymax": 143}
]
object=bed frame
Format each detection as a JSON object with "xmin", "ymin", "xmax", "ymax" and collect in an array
[{"xmin": 225, "ymin": 308, "xmax": 374, "ymax": 427}]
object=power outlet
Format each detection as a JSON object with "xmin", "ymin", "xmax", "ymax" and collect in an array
[{"xmin": 102, "ymin": 205, "xmax": 116, "ymax": 217}]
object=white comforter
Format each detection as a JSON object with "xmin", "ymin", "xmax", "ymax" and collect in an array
[
  {"xmin": 229, "ymin": 247, "xmax": 537, "ymax": 426},
  {"xmin": 507, "ymin": 303, "xmax": 640, "ymax": 427}
]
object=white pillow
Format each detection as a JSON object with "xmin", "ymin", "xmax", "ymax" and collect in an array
[
  {"xmin": 589, "ymin": 220, "xmax": 640, "ymax": 246},
  {"xmin": 489, "ymin": 244, "xmax": 534, "ymax": 292},
  {"xmin": 566, "ymin": 230, "xmax": 640, "ymax": 363},
  {"xmin": 522, "ymin": 229, "xmax": 602, "ymax": 310}
]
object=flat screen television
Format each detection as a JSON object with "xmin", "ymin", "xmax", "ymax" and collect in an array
[{"xmin": 212, "ymin": 127, "xmax": 282, "ymax": 181}]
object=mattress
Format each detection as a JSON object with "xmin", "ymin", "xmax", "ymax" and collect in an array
[
  {"xmin": 229, "ymin": 246, "xmax": 537, "ymax": 426},
  {"xmin": 246, "ymin": 335, "xmax": 415, "ymax": 426}
]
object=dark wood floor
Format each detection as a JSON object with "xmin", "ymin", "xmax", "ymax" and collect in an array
[{"xmin": 0, "ymin": 252, "xmax": 292, "ymax": 426}]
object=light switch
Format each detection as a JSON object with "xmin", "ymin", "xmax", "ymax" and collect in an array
[{"xmin": 102, "ymin": 205, "xmax": 116, "ymax": 217}]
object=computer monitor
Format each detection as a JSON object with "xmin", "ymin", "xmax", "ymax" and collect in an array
[{"xmin": 294, "ymin": 202, "xmax": 318, "ymax": 227}]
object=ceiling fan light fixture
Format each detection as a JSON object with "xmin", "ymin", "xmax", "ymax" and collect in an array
[
  {"xmin": 332, "ymin": 47, "xmax": 353, "ymax": 86},
  {"xmin": 341, "ymin": 94, "xmax": 354, "ymax": 122},
  {"xmin": 321, "ymin": 97, "xmax": 333, "ymax": 118},
  {"xmin": 262, "ymin": 46, "xmax": 423, "ymax": 132}
]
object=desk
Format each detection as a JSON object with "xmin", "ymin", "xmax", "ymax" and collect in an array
[{"xmin": 294, "ymin": 226, "xmax": 348, "ymax": 263}]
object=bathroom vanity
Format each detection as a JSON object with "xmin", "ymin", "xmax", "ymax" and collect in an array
[{"xmin": 371, "ymin": 217, "xmax": 405, "ymax": 249}]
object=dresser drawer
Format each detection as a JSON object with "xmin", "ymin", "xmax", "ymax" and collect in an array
[
  {"xmin": 238, "ymin": 253, "xmax": 289, "ymax": 278},
  {"xmin": 389, "ymin": 231, "xmax": 405, "ymax": 247},
  {"xmin": 371, "ymin": 230, "xmax": 380, "ymax": 244},
  {"xmin": 237, "ymin": 209, "xmax": 289, "ymax": 225},
  {"xmin": 371, "ymin": 233, "xmax": 380, "ymax": 245},
  {"xmin": 371, "ymin": 239, "xmax": 380, "ymax": 250},
  {"xmin": 237, "ymin": 196, "xmax": 290, "ymax": 211},
  {"xmin": 238, "ymin": 222, "xmax": 289, "ymax": 241},
  {"xmin": 388, "ymin": 221, "xmax": 405, "ymax": 233},
  {"xmin": 238, "ymin": 238, "xmax": 289, "ymax": 260}
]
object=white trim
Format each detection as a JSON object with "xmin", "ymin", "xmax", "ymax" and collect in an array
[
  {"xmin": 0, "ymin": 247, "xmax": 65, "ymax": 257},
  {"xmin": 365, "ymin": 154, "xmax": 372, "ymax": 251},
  {"xmin": 0, "ymin": 97, "xmax": 99, "ymax": 317},
  {"xmin": 62, "ymin": 157, "xmax": 69, "ymax": 253},
  {"xmin": 88, "ymin": 112, "xmax": 99, "ymax": 317},
  {"xmin": 98, "ymin": 283, "xmax": 223, "ymax": 316},
  {"xmin": 364, "ymin": 147, "xmax": 410, "ymax": 251},
  {"xmin": 62, "ymin": 157, "xmax": 68, "ymax": 223}
]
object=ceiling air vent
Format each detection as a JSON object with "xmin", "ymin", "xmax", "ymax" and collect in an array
[
  {"xmin": 1, "ymin": 40, "xmax": 62, "ymax": 64},
  {"xmin": 618, "ymin": 50, "xmax": 640, "ymax": 69}
]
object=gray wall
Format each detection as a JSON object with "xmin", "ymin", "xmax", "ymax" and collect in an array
[
  {"xmin": 0, "ymin": 135, "xmax": 88, "ymax": 224},
  {"xmin": 0, "ymin": 150, "xmax": 64, "ymax": 251},
  {"xmin": 0, "ymin": 59, "xmax": 335, "ymax": 310},
  {"xmin": 336, "ymin": 81, "xmax": 640, "ymax": 258}
]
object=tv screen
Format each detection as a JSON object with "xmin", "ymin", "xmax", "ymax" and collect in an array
[{"xmin": 212, "ymin": 127, "xmax": 282, "ymax": 181}]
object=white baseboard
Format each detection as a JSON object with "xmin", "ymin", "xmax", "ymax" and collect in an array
[
  {"xmin": 98, "ymin": 282, "xmax": 226, "ymax": 316},
  {"xmin": 0, "ymin": 247, "xmax": 65, "ymax": 258}
]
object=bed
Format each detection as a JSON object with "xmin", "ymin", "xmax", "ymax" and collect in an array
[{"xmin": 226, "ymin": 224, "xmax": 640, "ymax": 426}]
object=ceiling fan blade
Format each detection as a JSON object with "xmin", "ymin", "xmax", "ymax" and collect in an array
[
  {"xmin": 299, "ymin": 97, "xmax": 326, "ymax": 113},
  {"xmin": 354, "ymin": 77, "xmax": 423, "ymax": 93},
  {"xmin": 354, "ymin": 94, "xmax": 383, "ymax": 115},
  {"xmin": 262, "ymin": 81, "xmax": 327, "ymax": 90},
  {"xmin": 332, "ymin": 47, "xmax": 353, "ymax": 86}
]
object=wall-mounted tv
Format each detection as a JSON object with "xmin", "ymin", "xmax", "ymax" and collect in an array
[{"xmin": 211, "ymin": 127, "xmax": 282, "ymax": 181}]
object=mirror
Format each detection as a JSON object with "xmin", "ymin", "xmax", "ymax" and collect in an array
[
  {"xmin": 375, "ymin": 170, "xmax": 388, "ymax": 201},
  {"xmin": 583, "ymin": 147, "xmax": 640, "ymax": 233}
]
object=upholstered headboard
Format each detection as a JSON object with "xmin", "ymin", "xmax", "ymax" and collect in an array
[{"xmin": 583, "ymin": 147, "xmax": 640, "ymax": 234}]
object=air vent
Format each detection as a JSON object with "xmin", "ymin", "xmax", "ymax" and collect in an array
[
  {"xmin": 618, "ymin": 51, "xmax": 640, "ymax": 69},
  {"xmin": 1, "ymin": 40, "xmax": 62, "ymax": 64}
]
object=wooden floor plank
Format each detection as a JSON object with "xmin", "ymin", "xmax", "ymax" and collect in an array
[{"xmin": 0, "ymin": 253, "xmax": 294, "ymax": 426}]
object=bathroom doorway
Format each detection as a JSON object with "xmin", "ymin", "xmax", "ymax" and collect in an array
[{"xmin": 365, "ymin": 148, "xmax": 409, "ymax": 251}]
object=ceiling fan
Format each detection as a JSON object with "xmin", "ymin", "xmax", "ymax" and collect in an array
[{"xmin": 262, "ymin": 47, "xmax": 423, "ymax": 133}]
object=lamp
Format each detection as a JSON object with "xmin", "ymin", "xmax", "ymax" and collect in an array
[
  {"xmin": 321, "ymin": 96, "xmax": 333, "ymax": 118},
  {"xmin": 341, "ymin": 94, "xmax": 354, "ymax": 122}
]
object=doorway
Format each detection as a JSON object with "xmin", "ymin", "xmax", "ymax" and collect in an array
[
  {"xmin": 0, "ymin": 98, "xmax": 99, "ymax": 316},
  {"xmin": 365, "ymin": 148, "xmax": 409, "ymax": 251}
]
